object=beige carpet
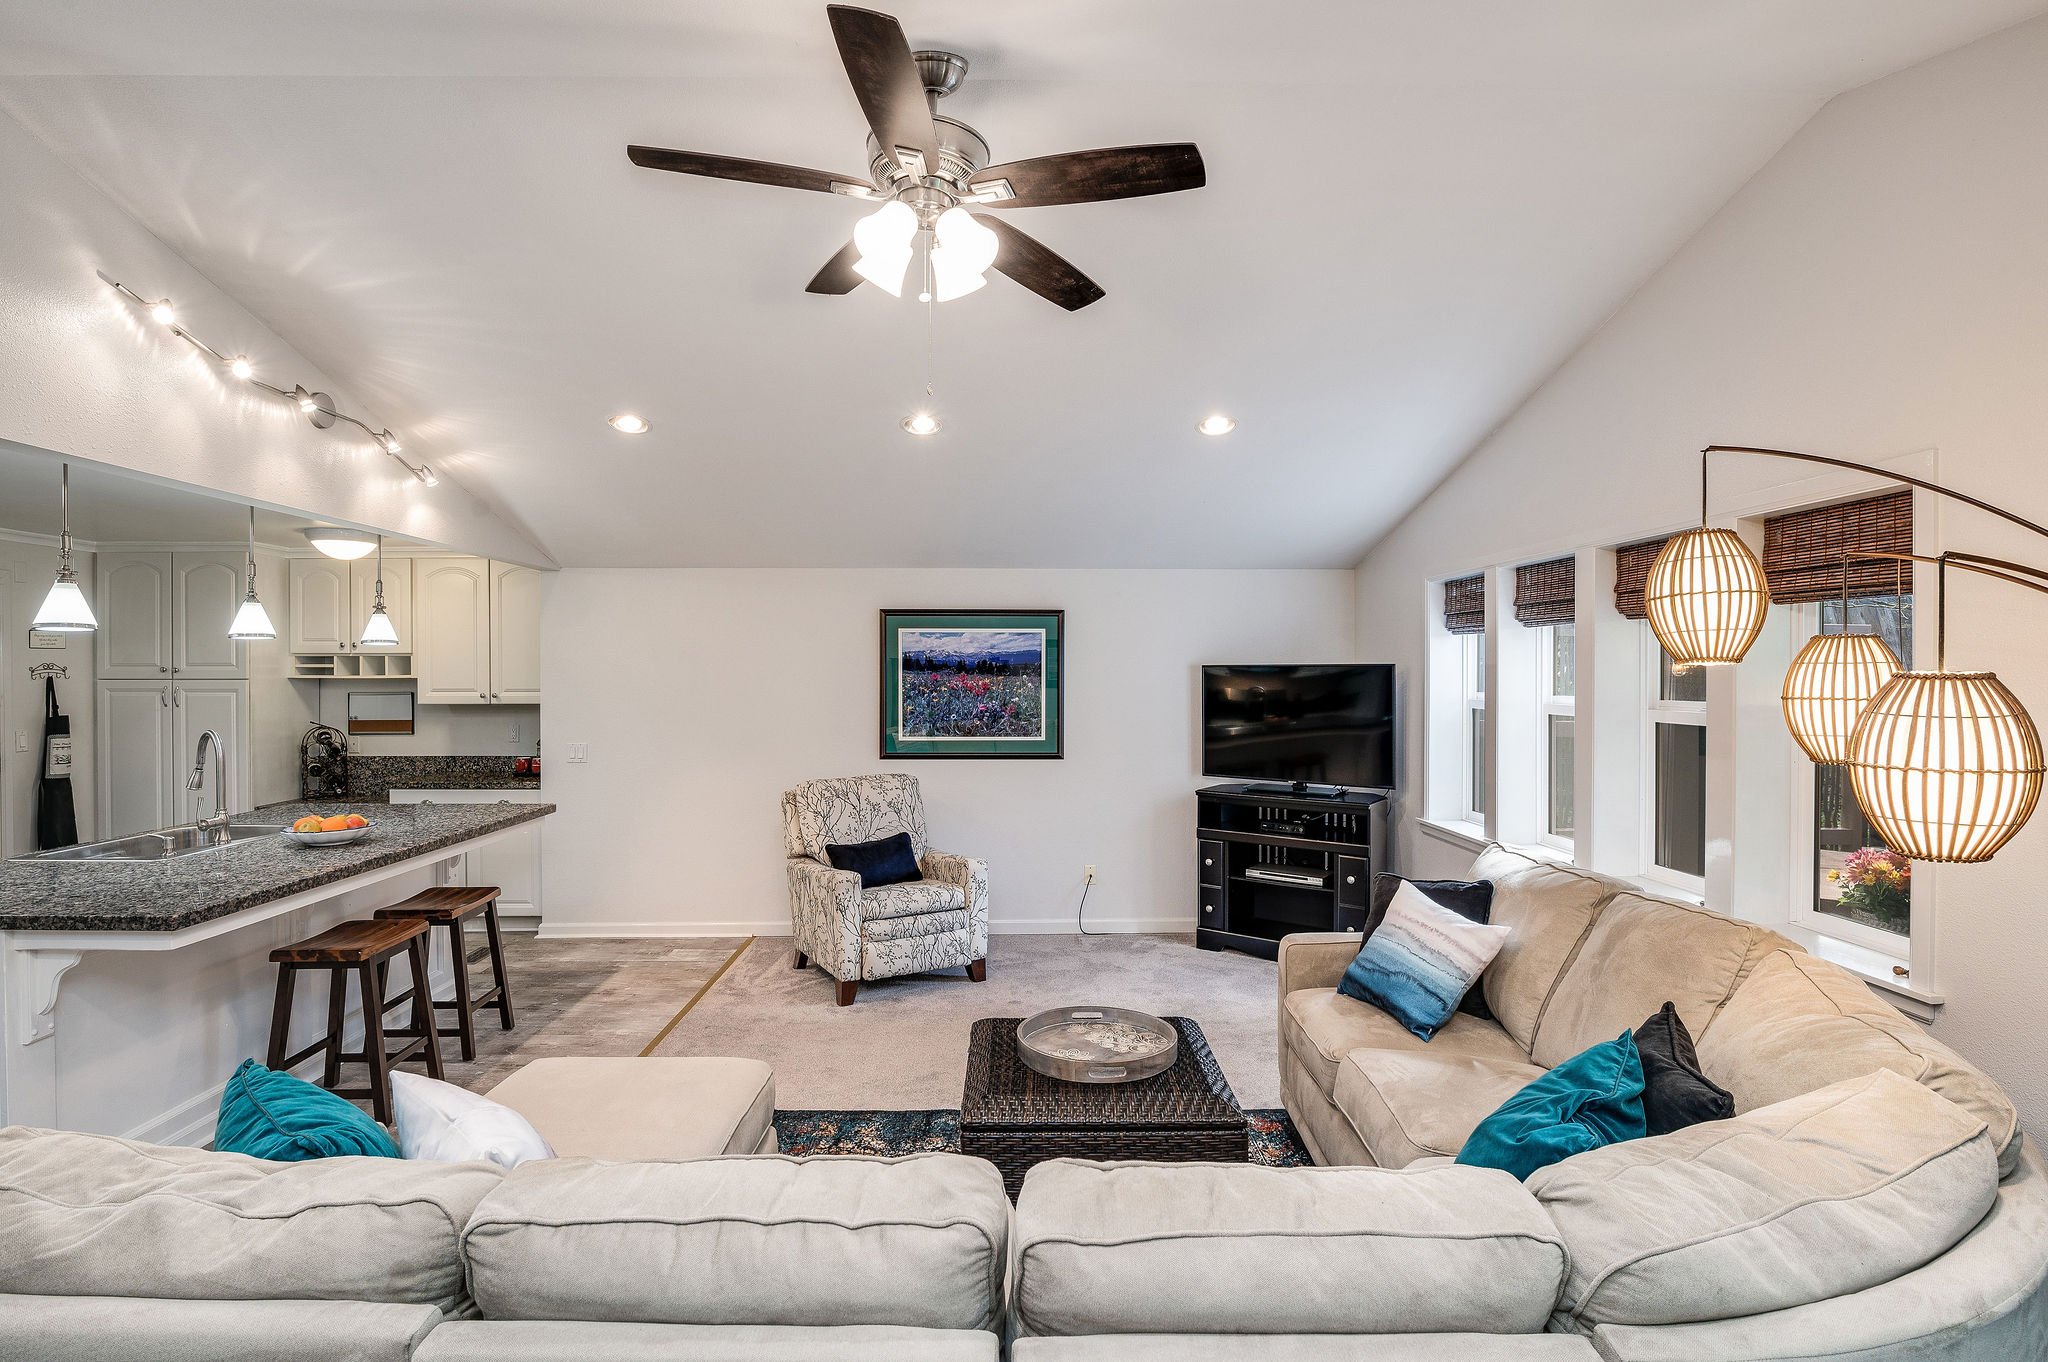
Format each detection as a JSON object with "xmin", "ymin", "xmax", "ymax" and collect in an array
[{"xmin": 650, "ymin": 934, "xmax": 1282, "ymax": 1109}]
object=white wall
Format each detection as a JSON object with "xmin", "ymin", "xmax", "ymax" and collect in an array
[
  {"xmin": 0, "ymin": 537, "xmax": 96, "ymax": 856},
  {"xmin": 540, "ymin": 568, "xmax": 1356, "ymax": 935},
  {"xmin": 0, "ymin": 110, "xmax": 548, "ymax": 569},
  {"xmin": 1354, "ymin": 17, "xmax": 2048, "ymax": 1140}
]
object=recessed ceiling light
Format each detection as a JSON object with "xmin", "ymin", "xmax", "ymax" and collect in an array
[
  {"xmin": 609, "ymin": 413, "xmax": 650, "ymax": 434},
  {"xmin": 902, "ymin": 413, "xmax": 941, "ymax": 436},
  {"xmin": 1197, "ymin": 414, "xmax": 1237, "ymax": 436},
  {"xmin": 301, "ymin": 527, "xmax": 379, "ymax": 560}
]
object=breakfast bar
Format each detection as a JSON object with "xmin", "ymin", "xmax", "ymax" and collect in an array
[{"xmin": 0, "ymin": 799, "xmax": 553, "ymax": 1139}]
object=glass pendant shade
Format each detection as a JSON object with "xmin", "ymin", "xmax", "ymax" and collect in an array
[
  {"xmin": 930, "ymin": 207, "xmax": 998, "ymax": 302},
  {"xmin": 1645, "ymin": 527, "xmax": 1771, "ymax": 667},
  {"xmin": 358, "ymin": 605, "xmax": 399, "ymax": 648},
  {"xmin": 1846, "ymin": 670, "xmax": 2045, "ymax": 863},
  {"xmin": 32, "ymin": 574, "xmax": 97, "ymax": 632},
  {"xmin": 852, "ymin": 200, "xmax": 917, "ymax": 297},
  {"xmin": 228, "ymin": 596, "xmax": 277, "ymax": 641},
  {"xmin": 1781, "ymin": 632, "xmax": 1901, "ymax": 764}
]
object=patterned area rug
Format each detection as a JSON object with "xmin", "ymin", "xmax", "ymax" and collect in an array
[{"xmin": 775, "ymin": 1108, "xmax": 1313, "ymax": 1167}]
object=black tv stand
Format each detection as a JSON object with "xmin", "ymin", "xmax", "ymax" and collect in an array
[
  {"xmin": 1195, "ymin": 783, "xmax": 1389, "ymax": 959},
  {"xmin": 1244, "ymin": 781, "xmax": 1352, "ymax": 800}
]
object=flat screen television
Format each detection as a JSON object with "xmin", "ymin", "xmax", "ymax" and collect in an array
[{"xmin": 1201, "ymin": 664, "xmax": 1395, "ymax": 792}]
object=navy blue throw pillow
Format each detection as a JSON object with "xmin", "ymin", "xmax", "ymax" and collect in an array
[{"xmin": 825, "ymin": 832, "xmax": 922, "ymax": 889}]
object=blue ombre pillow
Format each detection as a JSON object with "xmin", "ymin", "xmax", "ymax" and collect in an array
[{"xmin": 1338, "ymin": 879, "xmax": 1511, "ymax": 1040}]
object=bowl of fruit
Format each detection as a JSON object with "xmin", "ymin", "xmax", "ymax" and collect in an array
[{"xmin": 282, "ymin": 813, "xmax": 373, "ymax": 847}]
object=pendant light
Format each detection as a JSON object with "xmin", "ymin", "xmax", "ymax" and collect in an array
[
  {"xmin": 1780, "ymin": 555, "xmax": 1901, "ymax": 765},
  {"xmin": 227, "ymin": 505, "xmax": 277, "ymax": 641},
  {"xmin": 1645, "ymin": 456, "xmax": 1769, "ymax": 666},
  {"xmin": 358, "ymin": 535, "xmax": 399, "ymax": 648},
  {"xmin": 31, "ymin": 463, "xmax": 97, "ymax": 633}
]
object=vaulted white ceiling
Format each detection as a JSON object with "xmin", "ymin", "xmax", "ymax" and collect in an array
[{"xmin": 2, "ymin": 1, "xmax": 2041, "ymax": 567}]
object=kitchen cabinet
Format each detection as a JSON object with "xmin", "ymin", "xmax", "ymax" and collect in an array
[
  {"xmin": 291, "ymin": 556, "xmax": 412, "ymax": 654},
  {"xmin": 389, "ymin": 789, "xmax": 545, "ymax": 927},
  {"xmin": 97, "ymin": 550, "xmax": 246, "ymax": 680},
  {"xmin": 96, "ymin": 680, "xmax": 249, "ymax": 838},
  {"xmin": 416, "ymin": 557, "xmax": 540, "ymax": 705}
]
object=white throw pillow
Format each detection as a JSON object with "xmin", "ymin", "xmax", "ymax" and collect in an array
[{"xmin": 391, "ymin": 1072, "xmax": 554, "ymax": 1169}]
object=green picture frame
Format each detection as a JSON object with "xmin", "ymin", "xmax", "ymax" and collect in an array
[{"xmin": 880, "ymin": 610, "xmax": 1065, "ymax": 759}]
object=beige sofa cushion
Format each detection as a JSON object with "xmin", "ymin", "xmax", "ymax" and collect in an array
[
  {"xmin": 1697, "ymin": 949, "xmax": 2024, "ymax": 1177},
  {"xmin": 1010, "ymin": 1337, "xmax": 1602, "ymax": 1361},
  {"xmin": 1529, "ymin": 1070, "xmax": 1999, "ymax": 1330},
  {"xmin": 486, "ymin": 1057, "xmax": 776, "ymax": 1160},
  {"xmin": 414, "ymin": 1322, "xmax": 1000, "ymax": 1361},
  {"xmin": 1282, "ymin": 987, "xmax": 1531, "ymax": 1097},
  {"xmin": 1469, "ymin": 844, "xmax": 1618, "ymax": 1051},
  {"xmin": 1013, "ymin": 1159, "xmax": 1569, "ymax": 1337},
  {"xmin": 0, "ymin": 1126, "xmax": 499, "ymax": 1313},
  {"xmin": 1530, "ymin": 892, "xmax": 1767, "ymax": 1069},
  {"xmin": 0, "ymin": 1295, "xmax": 442, "ymax": 1362},
  {"xmin": 1333, "ymin": 1049, "xmax": 1546, "ymax": 1167},
  {"xmin": 461, "ymin": 1153, "xmax": 1009, "ymax": 1329}
]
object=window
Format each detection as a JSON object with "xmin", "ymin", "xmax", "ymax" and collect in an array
[
  {"xmin": 1810, "ymin": 592, "xmax": 1914, "ymax": 940},
  {"xmin": 1644, "ymin": 637, "xmax": 1706, "ymax": 892},
  {"xmin": 1537, "ymin": 624, "xmax": 1576, "ymax": 849},
  {"xmin": 1463, "ymin": 632, "xmax": 1487, "ymax": 822}
]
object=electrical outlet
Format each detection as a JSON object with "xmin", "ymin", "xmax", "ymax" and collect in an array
[
  {"xmin": 1084, "ymin": 863, "xmax": 1096, "ymax": 884},
  {"xmin": 12, "ymin": 732, "xmax": 26, "ymax": 753},
  {"xmin": 507, "ymin": 719, "xmax": 521, "ymax": 744}
]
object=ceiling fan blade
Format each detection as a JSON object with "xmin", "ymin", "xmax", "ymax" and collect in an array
[
  {"xmin": 826, "ymin": 5, "xmax": 940, "ymax": 176},
  {"xmin": 968, "ymin": 143, "xmax": 1206, "ymax": 209},
  {"xmin": 805, "ymin": 240, "xmax": 865, "ymax": 295},
  {"xmin": 627, "ymin": 145, "xmax": 875, "ymax": 197},
  {"xmin": 974, "ymin": 214, "xmax": 1105, "ymax": 311}
]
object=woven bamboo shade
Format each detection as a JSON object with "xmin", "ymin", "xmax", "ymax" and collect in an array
[
  {"xmin": 1847, "ymin": 671, "xmax": 2045, "ymax": 863},
  {"xmin": 1764, "ymin": 490, "xmax": 1912, "ymax": 604},
  {"xmin": 1443, "ymin": 574, "xmax": 1486, "ymax": 635},
  {"xmin": 1514, "ymin": 558, "xmax": 1575, "ymax": 627},
  {"xmin": 1645, "ymin": 528, "xmax": 1771, "ymax": 666},
  {"xmin": 1612, "ymin": 537, "xmax": 1671, "ymax": 620},
  {"xmin": 1781, "ymin": 633, "xmax": 1902, "ymax": 765}
]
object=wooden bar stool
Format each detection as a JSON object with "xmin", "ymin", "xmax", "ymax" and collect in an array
[
  {"xmin": 267, "ymin": 917, "xmax": 443, "ymax": 1124},
  {"xmin": 375, "ymin": 885, "xmax": 515, "ymax": 1063}
]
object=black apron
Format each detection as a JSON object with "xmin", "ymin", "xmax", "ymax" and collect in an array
[{"xmin": 36, "ymin": 676, "xmax": 78, "ymax": 850}]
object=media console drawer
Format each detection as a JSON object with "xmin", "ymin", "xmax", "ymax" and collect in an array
[
  {"xmin": 1336, "ymin": 856, "xmax": 1369, "ymax": 907},
  {"xmin": 1198, "ymin": 839, "xmax": 1225, "ymax": 887}
]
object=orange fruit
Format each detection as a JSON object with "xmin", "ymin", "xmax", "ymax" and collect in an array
[
  {"xmin": 292, "ymin": 816, "xmax": 323, "ymax": 834},
  {"xmin": 319, "ymin": 815, "xmax": 351, "ymax": 833},
  {"xmin": 343, "ymin": 814, "xmax": 370, "ymax": 830}
]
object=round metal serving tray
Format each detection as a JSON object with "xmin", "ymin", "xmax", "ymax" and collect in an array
[{"xmin": 1016, "ymin": 1006, "xmax": 1178, "ymax": 1084}]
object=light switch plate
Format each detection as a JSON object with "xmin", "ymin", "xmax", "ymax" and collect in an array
[{"xmin": 567, "ymin": 742, "xmax": 589, "ymax": 763}]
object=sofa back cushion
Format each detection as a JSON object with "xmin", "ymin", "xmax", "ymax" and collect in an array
[
  {"xmin": 1697, "ymin": 949, "xmax": 2024, "ymax": 1177},
  {"xmin": 1528, "ymin": 1070, "xmax": 1998, "ymax": 1329},
  {"xmin": 1529, "ymin": 892, "xmax": 1771, "ymax": 1069},
  {"xmin": 0, "ymin": 1126, "xmax": 500, "ymax": 1312},
  {"xmin": 781, "ymin": 774, "xmax": 928, "ymax": 862},
  {"xmin": 1012, "ymin": 1159, "xmax": 1569, "ymax": 1337},
  {"xmin": 1468, "ymin": 844, "xmax": 1619, "ymax": 1052},
  {"xmin": 461, "ymin": 1154, "xmax": 1008, "ymax": 1329}
]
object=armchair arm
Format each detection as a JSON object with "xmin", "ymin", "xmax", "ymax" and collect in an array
[
  {"xmin": 1278, "ymin": 932, "xmax": 1362, "ymax": 1005},
  {"xmin": 786, "ymin": 858, "xmax": 863, "ymax": 982},
  {"xmin": 922, "ymin": 850, "xmax": 989, "ymax": 958}
]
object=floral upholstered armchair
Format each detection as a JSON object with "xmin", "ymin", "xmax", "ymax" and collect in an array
[{"xmin": 781, "ymin": 774, "xmax": 989, "ymax": 1005}]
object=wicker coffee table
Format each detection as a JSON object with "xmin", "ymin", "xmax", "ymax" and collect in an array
[{"xmin": 960, "ymin": 1015, "xmax": 1249, "ymax": 1196}]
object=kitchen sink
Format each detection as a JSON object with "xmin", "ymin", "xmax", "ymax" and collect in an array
[{"xmin": 19, "ymin": 824, "xmax": 288, "ymax": 863}]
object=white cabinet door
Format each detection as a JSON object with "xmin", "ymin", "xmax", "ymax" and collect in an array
[
  {"xmin": 289, "ymin": 557, "xmax": 352, "ymax": 654},
  {"xmin": 349, "ymin": 556, "xmax": 413, "ymax": 652},
  {"xmin": 489, "ymin": 561, "xmax": 542, "ymax": 704},
  {"xmin": 171, "ymin": 681, "xmax": 249, "ymax": 820},
  {"xmin": 414, "ymin": 557, "xmax": 492, "ymax": 704},
  {"xmin": 96, "ymin": 552, "xmax": 172, "ymax": 679},
  {"xmin": 97, "ymin": 681, "xmax": 174, "ymax": 837},
  {"xmin": 388, "ymin": 790, "xmax": 544, "ymax": 923},
  {"xmin": 172, "ymin": 551, "xmax": 248, "ymax": 679}
]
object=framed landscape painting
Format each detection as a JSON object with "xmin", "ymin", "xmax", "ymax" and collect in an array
[{"xmin": 880, "ymin": 610, "xmax": 1064, "ymax": 759}]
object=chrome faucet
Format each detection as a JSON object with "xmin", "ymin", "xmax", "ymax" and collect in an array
[{"xmin": 188, "ymin": 729, "xmax": 231, "ymax": 845}]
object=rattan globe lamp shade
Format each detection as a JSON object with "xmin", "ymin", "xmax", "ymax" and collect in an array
[
  {"xmin": 1781, "ymin": 633, "xmax": 1902, "ymax": 765},
  {"xmin": 1846, "ymin": 671, "xmax": 2045, "ymax": 863},
  {"xmin": 1645, "ymin": 528, "xmax": 1771, "ymax": 667}
]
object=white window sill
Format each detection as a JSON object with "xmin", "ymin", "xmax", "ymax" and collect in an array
[
  {"xmin": 1418, "ymin": 817, "xmax": 1490, "ymax": 854},
  {"xmin": 1779, "ymin": 924, "xmax": 1941, "ymax": 1021}
]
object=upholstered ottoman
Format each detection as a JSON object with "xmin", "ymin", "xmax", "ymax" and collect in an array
[{"xmin": 486, "ymin": 1057, "xmax": 777, "ymax": 1160}]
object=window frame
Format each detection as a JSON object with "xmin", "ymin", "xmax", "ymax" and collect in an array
[
  {"xmin": 1535, "ymin": 623, "xmax": 1576, "ymax": 854},
  {"xmin": 1640, "ymin": 629, "xmax": 1707, "ymax": 898},
  {"xmin": 1461, "ymin": 631, "xmax": 1487, "ymax": 824}
]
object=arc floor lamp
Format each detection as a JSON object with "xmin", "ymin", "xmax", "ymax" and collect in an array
[{"xmin": 1645, "ymin": 445, "xmax": 2046, "ymax": 864}]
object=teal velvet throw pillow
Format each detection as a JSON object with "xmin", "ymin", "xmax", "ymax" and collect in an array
[
  {"xmin": 1456, "ymin": 1032, "xmax": 1647, "ymax": 1180},
  {"xmin": 216, "ymin": 1059, "xmax": 399, "ymax": 1161}
]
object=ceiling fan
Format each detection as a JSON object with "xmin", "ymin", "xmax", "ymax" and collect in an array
[{"xmin": 627, "ymin": 4, "xmax": 1206, "ymax": 311}]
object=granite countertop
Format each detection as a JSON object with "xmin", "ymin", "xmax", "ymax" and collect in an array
[
  {"xmin": 334, "ymin": 756, "xmax": 544, "ymax": 803},
  {"xmin": 0, "ymin": 800, "xmax": 555, "ymax": 934}
]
